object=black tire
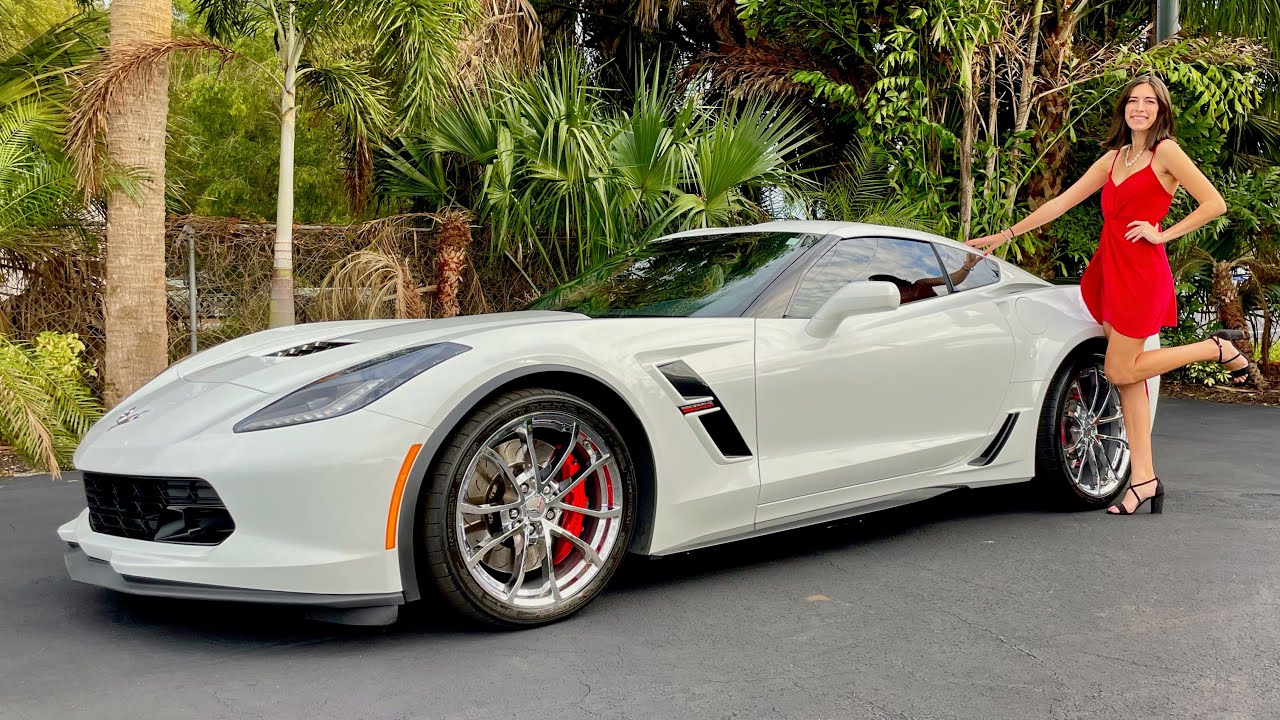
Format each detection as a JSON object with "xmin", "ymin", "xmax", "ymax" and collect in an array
[
  {"xmin": 1034, "ymin": 350, "xmax": 1130, "ymax": 510},
  {"xmin": 418, "ymin": 387, "xmax": 637, "ymax": 628}
]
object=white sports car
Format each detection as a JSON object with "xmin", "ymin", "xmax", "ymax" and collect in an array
[{"xmin": 60, "ymin": 221, "xmax": 1156, "ymax": 627}]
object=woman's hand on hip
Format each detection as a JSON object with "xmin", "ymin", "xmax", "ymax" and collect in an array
[{"xmin": 1125, "ymin": 221, "xmax": 1165, "ymax": 244}]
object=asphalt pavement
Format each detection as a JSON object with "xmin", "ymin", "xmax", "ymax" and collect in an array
[{"xmin": 2, "ymin": 397, "xmax": 1278, "ymax": 720}]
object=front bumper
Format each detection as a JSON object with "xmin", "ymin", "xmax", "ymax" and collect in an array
[
  {"xmin": 62, "ymin": 385, "xmax": 433, "ymax": 614},
  {"xmin": 64, "ymin": 545, "xmax": 402, "ymax": 625}
]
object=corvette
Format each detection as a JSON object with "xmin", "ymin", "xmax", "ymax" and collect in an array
[{"xmin": 59, "ymin": 221, "xmax": 1155, "ymax": 627}]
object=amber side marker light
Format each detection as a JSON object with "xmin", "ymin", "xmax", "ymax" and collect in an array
[{"xmin": 386, "ymin": 444, "xmax": 423, "ymax": 550}]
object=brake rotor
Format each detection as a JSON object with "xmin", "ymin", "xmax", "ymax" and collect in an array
[{"xmin": 461, "ymin": 438, "xmax": 548, "ymax": 575}]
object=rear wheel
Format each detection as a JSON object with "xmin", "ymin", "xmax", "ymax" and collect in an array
[
  {"xmin": 1035, "ymin": 351, "xmax": 1131, "ymax": 509},
  {"xmin": 419, "ymin": 388, "xmax": 636, "ymax": 627}
]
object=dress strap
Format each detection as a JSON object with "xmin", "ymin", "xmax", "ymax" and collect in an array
[{"xmin": 1109, "ymin": 146, "xmax": 1121, "ymax": 177}]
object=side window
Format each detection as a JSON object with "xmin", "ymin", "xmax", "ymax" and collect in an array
[
  {"xmin": 935, "ymin": 245, "xmax": 1000, "ymax": 291},
  {"xmin": 786, "ymin": 240, "xmax": 878, "ymax": 318},
  {"xmin": 860, "ymin": 238, "xmax": 951, "ymax": 306}
]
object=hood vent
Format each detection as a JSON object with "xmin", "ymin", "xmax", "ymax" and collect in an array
[{"xmin": 266, "ymin": 341, "xmax": 355, "ymax": 358}]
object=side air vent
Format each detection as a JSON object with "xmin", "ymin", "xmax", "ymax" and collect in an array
[
  {"xmin": 657, "ymin": 361, "xmax": 752, "ymax": 458},
  {"xmin": 267, "ymin": 341, "xmax": 354, "ymax": 358},
  {"xmin": 970, "ymin": 413, "xmax": 1020, "ymax": 466}
]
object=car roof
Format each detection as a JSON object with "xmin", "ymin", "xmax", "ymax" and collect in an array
[
  {"xmin": 657, "ymin": 219, "xmax": 964, "ymax": 249},
  {"xmin": 656, "ymin": 220, "xmax": 1047, "ymax": 286}
]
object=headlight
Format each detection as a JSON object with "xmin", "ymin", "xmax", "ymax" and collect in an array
[{"xmin": 233, "ymin": 342, "xmax": 469, "ymax": 432}]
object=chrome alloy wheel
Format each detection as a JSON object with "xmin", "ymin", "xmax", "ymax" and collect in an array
[
  {"xmin": 453, "ymin": 412, "xmax": 624, "ymax": 610},
  {"xmin": 1059, "ymin": 365, "xmax": 1130, "ymax": 498}
]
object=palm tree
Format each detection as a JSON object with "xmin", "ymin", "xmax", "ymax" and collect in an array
[
  {"xmin": 68, "ymin": 1, "xmax": 471, "ymax": 328},
  {"xmin": 192, "ymin": 0, "xmax": 471, "ymax": 326},
  {"xmin": 102, "ymin": 0, "xmax": 172, "ymax": 407}
]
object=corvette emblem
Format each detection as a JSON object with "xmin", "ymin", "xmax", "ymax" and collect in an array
[{"xmin": 111, "ymin": 406, "xmax": 150, "ymax": 429}]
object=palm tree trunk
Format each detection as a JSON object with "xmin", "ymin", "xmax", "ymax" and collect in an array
[
  {"xmin": 1004, "ymin": 0, "xmax": 1045, "ymax": 212},
  {"xmin": 958, "ymin": 74, "xmax": 978, "ymax": 241},
  {"xmin": 270, "ymin": 56, "xmax": 297, "ymax": 327},
  {"xmin": 984, "ymin": 45, "xmax": 999, "ymax": 181},
  {"xmin": 1212, "ymin": 260, "xmax": 1267, "ymax": 386},
  {"xmin": 103, "ymin": 0, "xmax": 171, "ymax": 407},
  {"xmin": 1022, "ymin": 2, "xmax": 1081, "ymax": 278},
  {"xmin": 435, "ymin": 209, "xmax": 472, "ymax": 318},
  {"xmin": 269, "ymin": 20, "xmax": 300, "ymax": 327}
]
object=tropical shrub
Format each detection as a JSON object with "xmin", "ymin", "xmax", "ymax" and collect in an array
[
  {"xmin": 379, "ymin": 50, "xmax": 819, "ymax": 286},
  {"xmin": 0, "ymin": 332, "xmax": 103, "ymax": 476}
]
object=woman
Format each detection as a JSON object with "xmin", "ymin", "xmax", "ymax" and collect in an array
[{"xmin": 967, "ymin": 74, "xmax": 1249, "ymax": 516}]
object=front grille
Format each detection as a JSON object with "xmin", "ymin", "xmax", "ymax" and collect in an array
[{"xmin": 83, "ymin": 473, "xmax": 235, "ymax": 545}]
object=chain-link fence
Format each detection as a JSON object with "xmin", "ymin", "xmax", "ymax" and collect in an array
[{"xmin": 2, "ymin": 214, "xmax": 541, "ymax": 372}]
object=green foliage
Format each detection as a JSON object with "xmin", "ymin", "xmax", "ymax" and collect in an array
[
  {"xmin": 0, "ymin": 11, "xmax": 100, "ymax": 256},
  {"xmin": 741, "ymin": 1, "xmax": 1277, "ymax": 263},
  {"xmin": 0, "ymin": 101, "xmax": 79, "ymax": 239},
  {"xmin": 380, "ymin": 50, "xmax": 820, "ymax": 284},
  {"xmin": 0, "ymin": 332, "xmax": 103, "ymax": 476},
  {"xmin": 166, "ymin": 37, "xmax": 354, "ymax": 221},
  {"xmin": 814, "ymin": 138, "xmax": 940, "ymax": 232},
  {"xmin": 0, "ymin": 0, "xmax": 82, "ymax": 56},
  {"xmin": 1181, "ymin": 360, "xmax": 1234, "ymax": 387}
]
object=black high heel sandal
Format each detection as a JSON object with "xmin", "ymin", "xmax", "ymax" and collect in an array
[
  {"xmin": 1209, "ymin": 329, "xmax": 1252, "ymax": 385},
  {"xmin": 1107, "ymin": 477, "xmax": 1164, "ymax": 515}
]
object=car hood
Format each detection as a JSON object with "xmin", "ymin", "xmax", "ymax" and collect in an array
[{"xmin": 168, "ymin": 311, "xmax": 589, "ymax": 395}]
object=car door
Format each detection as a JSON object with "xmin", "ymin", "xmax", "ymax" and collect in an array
[{"xmin": 753, "ymin": 236, "xmax": 1017, "ymax": 514}]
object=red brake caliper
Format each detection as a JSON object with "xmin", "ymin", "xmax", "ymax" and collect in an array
[{"xmin": 552, "ymin": 451, "xmax": 588, "ymax": 564}]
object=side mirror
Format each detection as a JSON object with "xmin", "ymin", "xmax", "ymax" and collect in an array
[{"xmin": 804, "ymin": 281, "xmax": 900, "ymax": 338}]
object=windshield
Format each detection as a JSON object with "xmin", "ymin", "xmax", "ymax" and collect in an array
[{"xmin": 528, "ymin": 231, "xmax": 822, "ymax": 317}]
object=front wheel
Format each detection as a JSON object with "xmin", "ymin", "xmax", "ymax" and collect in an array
[
  {"xmin": 418, "ymin": 388, "xmax": 636, "ymax": 627},
  {"xmin": 1034, "ymin": 352, "xmax": 1131, "ymax": 509}
]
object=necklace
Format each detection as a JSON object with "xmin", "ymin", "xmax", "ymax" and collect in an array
[{"xmin": 1123, "ymin": 143, "xmax": 1144, "ymax": 168}]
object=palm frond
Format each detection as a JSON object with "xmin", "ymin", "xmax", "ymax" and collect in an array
[
  {"xmin": 1182, "ymin": 0, "xmax": 1280, "ymax": 61},
  {"xmin": 377, "ymin": 136, "xmax": 453, "ymax": 203},
  {"xmin": 300, "ymin": 58, "xmax": 392, "ymax": 213},
  {"xmin": 317, "ymin": 246, "xmax": 429, "ymax": 320},
  {"xmin": 65, "ymin": 37, "xmax": 238, "ymax": 193},
  {"xmin": 360, "ymin": 0, "xmax": 475, "ymax": 126},
  {"xmin": 680, "ymin": 98, "xmax": 819, "ymax": 227},
  {"xmin": 695, "ymin": 41, "xmax": 844, "ymax": 100},
  {"xmin": 455, "ymin": 0, "xmax": 543, "ymax": 82},
  {"xmin": 0, "ymin": 101, "xmax": 80, "ymax": 238},
  {"xmin": 634, "ymin": 0, "xmax": 681, "ymax": 32},
  {"xmin": 0, "ymin": 333, "xmax": 103, "ymax": 477},
  {"xmin": 193, "ymin": 0, "xmax": 258, "ymax": 41}
]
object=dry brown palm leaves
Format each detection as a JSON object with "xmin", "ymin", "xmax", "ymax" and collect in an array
[
  {"xmin": 317, "ymin": 244, "xmax": 429, "ymax": 321},
  {"xmin": 65, "ymin": 37, "xmax": 238, "ymax": 193},
  {"xmin": 695, "ymin": 41, "xmax": 851, "ymax": 99},
  {"xmin": 455, "ymin": 0, "xmax": 543, "ymax": 84},
  {"xmin": 635, "ymin": 0, "xmax": 682, "ymax": 32}
]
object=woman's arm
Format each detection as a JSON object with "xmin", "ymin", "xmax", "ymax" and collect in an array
[
  {"xmin": 1125, "ymin": 140, "xmax": 1227, "ymax": 244},
  {"xmin": 967, "ymin": 150, "xmax": 1117, "ymax": 252},
  {"xmin": 915, "ymin": 251, "xmax": 982, "ymax": 288}
]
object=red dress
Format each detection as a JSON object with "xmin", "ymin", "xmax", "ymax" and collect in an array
[{"xmin": 1080, "ymin": 140, "xmax": 1178, "ymax": 338}]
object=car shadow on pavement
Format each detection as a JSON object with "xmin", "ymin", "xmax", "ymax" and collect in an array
[
  {"xmin": 81, "ymin": 482, "xmax": 1052, "ymax": 640},
  {"xmin": 609, "ymin": 483, "xmax": 1045, "ymax": 592}
]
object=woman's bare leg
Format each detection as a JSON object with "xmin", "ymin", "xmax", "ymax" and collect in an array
[
  {"xmin": 1101, "ymin": 329, "xmax": 1159, "ymax": 512},
  {"xmin": 1104, "ymin": 334, "xmax": 1248, "ymax": 386}
]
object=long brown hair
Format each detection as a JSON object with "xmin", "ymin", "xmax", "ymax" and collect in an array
[{"xmin": 1102, "ymin": 74, "xmax": 1176, "ymax": 151}]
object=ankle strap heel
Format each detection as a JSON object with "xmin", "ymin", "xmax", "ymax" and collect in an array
[{"xmin": 1108, "ymin": 477, "xmax": 1164, "ymax": 516}]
